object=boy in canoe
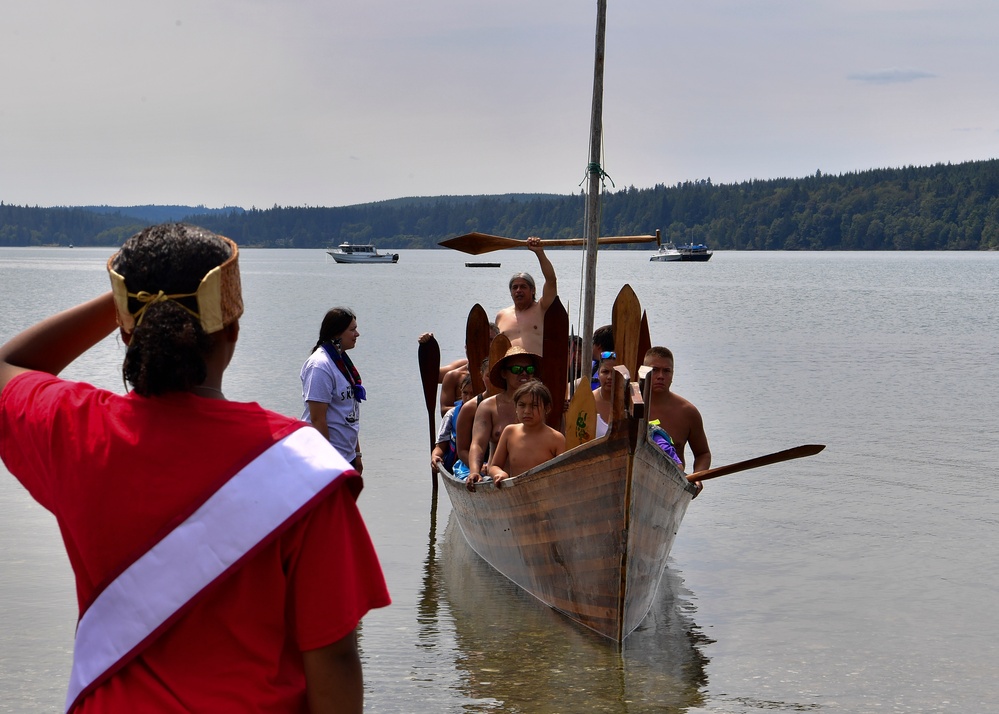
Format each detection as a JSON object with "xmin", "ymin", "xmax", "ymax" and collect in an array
[{"xmin": 487, "ymin": 381, "xmax": 565, "ymax": 483}]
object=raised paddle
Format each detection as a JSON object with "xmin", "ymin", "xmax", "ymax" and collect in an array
[
  {"xmin": 612, "ymin": 284, "xmax": 642, "ymax": 382},
  {"xmin": 465, "ymin": 304, "xmax": 490, "ymax": 396},
  {"xmin": 439, "ymin": 232, "xmax": 659, "ymax": 256},
  {"xmin": 540, "ymin": 296, "xmax": 569, "ymax": 430},
  {"xmin": 418, "ymin": 335, "xmax": 441, "ymax": 491},
  {"xmin": 687, "ymin": 444, "xmax": 826, "ymax": 483}
]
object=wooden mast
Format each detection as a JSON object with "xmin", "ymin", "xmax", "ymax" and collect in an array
[{"xmin": 579, "ymin": 0, "xmax": 608, "ymax": 362}]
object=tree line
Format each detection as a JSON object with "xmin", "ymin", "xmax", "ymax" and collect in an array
[{"xmin": 3, "ymin": 159, "xmax": 999, "ymax": 250}]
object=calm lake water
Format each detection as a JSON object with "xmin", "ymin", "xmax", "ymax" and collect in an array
[{"xmin": 1, "ymin": 247, "xmax": 997, "ymax": 713}]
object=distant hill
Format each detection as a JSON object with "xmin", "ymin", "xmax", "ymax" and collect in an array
[
  {"xmin": 3, "ymin": 160, "xmax": 999, "ymax": 249},
  {"xmin": 81, "ymin": 205, "xmax": 246, "ymax": 223}
]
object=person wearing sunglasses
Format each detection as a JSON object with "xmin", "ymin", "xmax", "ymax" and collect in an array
[
  {"xmin": 494, "ymin": 237, "xmax": 558, "ymax": 356},
  {"xmin": 467, "ymin": 341, "xmax": 542, "ymax": 484},
  {"xmin": 592, "ymin": 351, "xmax": 618, "ymax": 438}
]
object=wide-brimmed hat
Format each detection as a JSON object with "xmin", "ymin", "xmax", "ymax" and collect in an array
[{"xmin": 488, "ymin": 337, "xmax": 541, "ymax": 390}]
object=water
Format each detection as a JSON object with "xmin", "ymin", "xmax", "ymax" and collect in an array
[{"xmin": 1, "ymin": 247, "xmax": 997, "ymax": 712}]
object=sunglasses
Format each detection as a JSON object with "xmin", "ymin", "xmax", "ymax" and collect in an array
[
  {"xmin": 599, "ymin": 351, "xmax": 617, "ymax": 359},
  {"xmin": 506, "ymin": 364, "xmax": 536, "ymax": 375}
]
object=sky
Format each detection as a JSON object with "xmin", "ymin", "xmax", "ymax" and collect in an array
[{"xmin": 3, "ymin": 0, "xmax": 999, "ymax": 209}]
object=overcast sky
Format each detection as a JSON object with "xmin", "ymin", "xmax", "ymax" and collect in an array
[{"xmin": 3, "ymin": 1, "xmax": 998, "ymax": 209}]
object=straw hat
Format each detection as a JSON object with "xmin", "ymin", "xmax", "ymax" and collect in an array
[{"xmin": 488, "ymin": 335, "xmax": 541, "ymax": 390}]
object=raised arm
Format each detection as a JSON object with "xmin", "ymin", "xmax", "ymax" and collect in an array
[
  {"xmin": 527, "ymin": 237, "xmax": 558, "ymax": 312},
  {"xmin": 0, "ymin": 292, "xmax": 118, "ymax": 393}
]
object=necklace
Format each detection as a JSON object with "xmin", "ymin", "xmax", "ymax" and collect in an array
[{"xmin": 192, "ymin": 385, "xmax": 226, "ymax": 399}]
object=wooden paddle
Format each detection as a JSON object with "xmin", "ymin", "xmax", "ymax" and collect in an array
[
  {"xmin": 540, "ymin": 296, "xmax": 569, "ymax": 430},
  {"xmin": 465, "ymin": 304, "xmax": 490, "ymax": 396},
  {"xmin": 440, "ymin": 232, "xmax": 659, "ymax": 256},
  {"xmin": 564, "ymin": 379, "xmax": 597, "ymax": 450},
  {"xmin": 612, "ymin": 284, "xmax": 642, "ymax": 381},
  {"xmin": 418, "ymin": 335, "xmax": 441, "ymax": 491},
  {"xmin": 638, "ymin": 310, "xmax": 651, "ymax": 368},
  {"xmin": 486, "ymin": 333, "xmax": 512, "ymax": 397},
  {"xmin": 687, "ymin": 444, "xmax": 826, "ymax": 483}
]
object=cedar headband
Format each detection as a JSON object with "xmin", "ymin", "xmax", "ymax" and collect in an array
[{"xmin": 107, "ymin": 236, "xmax": 244, "ymax": 335}]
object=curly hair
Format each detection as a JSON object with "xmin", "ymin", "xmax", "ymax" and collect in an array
[{"xmin": 113, "ymin": 223, "xmax": 234, "ymax": 396}]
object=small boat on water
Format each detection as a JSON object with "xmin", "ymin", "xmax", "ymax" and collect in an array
[
  {"xmin": 677, "ymin": 243, "xmax": 713, "ymax": 262},
  {"xmin": 326, "ymin": 242, "xmax": 399, "ymax": 264},
  {"xmin": 649, "ymin": 243, "xmax": 682, "ymax": 262},
  {"xmin": 465, "ymin": 262, "xmax": 502, "ymax": 268}
]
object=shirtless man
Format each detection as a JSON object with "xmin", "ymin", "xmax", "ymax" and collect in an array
[
  {"xmin": 495, "ymin": 237, "xmax": 557, "ymax": 355},
  {"xmin": 488, "ymin": 381, "xmax": 565, "ymax": 483},
  {"xmin": 644, "ymin": 346, "xmax": 711, "ymax": 494},
  {"xmin": 467, "ymin": 346, "xmax": 541, "ymax": 484}
]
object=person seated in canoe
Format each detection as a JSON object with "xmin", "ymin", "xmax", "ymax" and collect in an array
[
  {"xmin": 487, "ymin": 381, "xmax": 566, "ymax": 483},
  {"xmin": 590, "ymin": 324, "xmax": 614, "ymax": 389},
  {"xmin": 495, "ymin": 237, "xmax": 558, "ymax": 356},
  {"xmin": 643, "ymin": 346, "xmax": 711, "ymax": 495},
  {"xmin": 467, "ymin": 339, "xmax": 542, "ymax": 484},
  {"xmin": 592, "ymin": 351, "xmax": 618, "ymax": 438},
  {"xmin": 453, "ymin": 357, "xmax": 493, "ymax": 479},
  {"xmin": 432, "ymin": 374, "xmax": 474, "ymax": 474}
]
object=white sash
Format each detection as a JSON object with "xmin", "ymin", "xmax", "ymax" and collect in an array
[{"xmin": 65, "ymin": 426, "xmax": 351, "ymax": 712}]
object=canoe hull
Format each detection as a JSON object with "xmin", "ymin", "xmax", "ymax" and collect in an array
[{"xmin": 441, "ymin": 420, "xmax": 694, "ymax": 641}]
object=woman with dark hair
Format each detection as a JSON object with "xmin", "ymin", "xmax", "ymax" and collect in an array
[
  {"xmin": 0, "ymin": 224, "xmax": 389, "ymax": 713},
  {"xmin": 301, "ymin": 307, "xmax": 365, "ymax": 472}
]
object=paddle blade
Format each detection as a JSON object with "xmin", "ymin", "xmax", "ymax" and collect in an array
[
  {"xmin": 486, "ymin": 333, "xmax": 512, "ymax": 396},
  {"xmin": 418, "ymin": 336, "xmax": 441, "ymax": 440},
  {"xmin": 612, "ymin": 284, "xmax": 642, "ymax": 381},
  {"xmin": 638, "ymin": 310, "xmax": 651, "ymax": 367},
  {"xmin": 541, "ymin": 297, "xmax": 569, "ymax": 430},
  {"xmin": 465, "ymin": 304, "xmax": 490, "ymax": 395},
  {"xmin": 688, "ymin": 444, "xmax": 826, "ymax": 483},
  {"xmin": 564, "ymin": 384, "xmax": 597, "ymax": 450},
  {"xmin": 439, "ymin": 232, "xmax": 521, "ymax": 255}
]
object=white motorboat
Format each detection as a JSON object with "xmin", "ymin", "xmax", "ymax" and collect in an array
[
  {"xmin": 326, "ymin": 242, "xmax": 399, "ymax": 264},
  {"xmin": 649, "ymin": 243, "xmax": 682, "ymax": 262}
]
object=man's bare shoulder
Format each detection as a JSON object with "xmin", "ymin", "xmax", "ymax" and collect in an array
[{"xmin": 672, "ymin": 392, "xmax": 702, "ymax": 415}]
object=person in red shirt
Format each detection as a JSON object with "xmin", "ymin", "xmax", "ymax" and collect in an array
[{"xmin": 0, "ymin": 223, "xmax": 390, "ymax": 713}]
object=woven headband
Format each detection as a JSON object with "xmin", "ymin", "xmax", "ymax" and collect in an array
[{"xmin": 107, "ymin": 236, "xmax": 243, "ymax": 335}]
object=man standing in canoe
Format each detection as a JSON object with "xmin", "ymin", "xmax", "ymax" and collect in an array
[
  {"xmin": 495, "ymin": 237, "xmax": 557, "ymax": 355},
  {"xmin": 644, "ymin": 346, "xmax": 711, "ymax": 495}
]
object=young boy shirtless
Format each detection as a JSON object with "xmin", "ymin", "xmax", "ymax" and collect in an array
[{"xmin": 487, "ymin": 381, "xmax": 566, "ymax": 483}]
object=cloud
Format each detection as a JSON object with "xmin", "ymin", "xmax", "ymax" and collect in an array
[{"xmin": 848, "ymin": 68, "xmax": 937, "ymax": 84}]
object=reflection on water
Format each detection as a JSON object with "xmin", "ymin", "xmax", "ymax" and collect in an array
[{"xmin": 419, "ymin": 510, "xmax": 710, "ymax": 713}]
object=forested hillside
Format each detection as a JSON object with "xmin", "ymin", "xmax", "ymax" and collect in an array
[{"xmin": 4, "ymin": 160, "xmax": 999, "ymax": 249}]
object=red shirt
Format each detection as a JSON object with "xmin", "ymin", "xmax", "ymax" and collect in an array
[{"xmin": 0, "ymin": 371, "xmax": 390, "ymax": 712}]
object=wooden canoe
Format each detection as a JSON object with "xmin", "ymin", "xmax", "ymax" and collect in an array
[{"xmin": 439, "ymin": 368, "xmax": 696, "ymax": 641}]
